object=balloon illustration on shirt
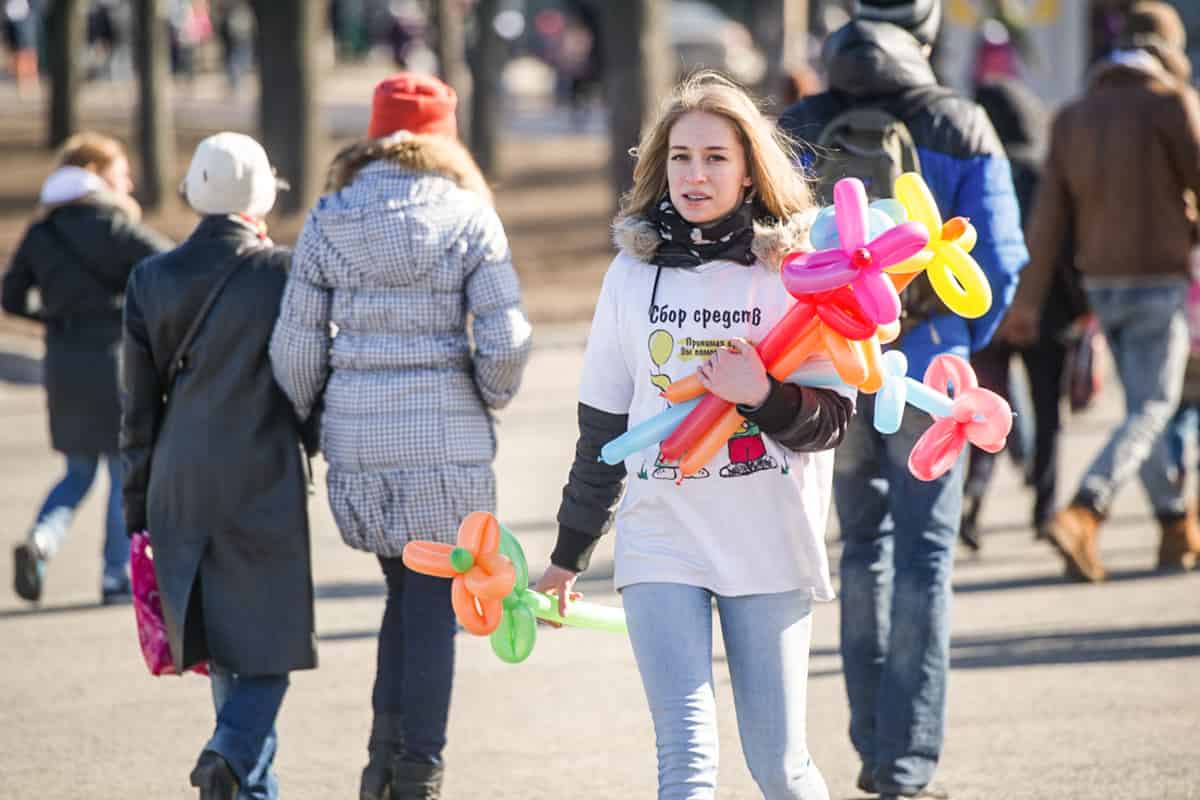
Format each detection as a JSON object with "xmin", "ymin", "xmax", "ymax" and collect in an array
[
  {"xmin": 403, "ymin": 513, "xmax": 626, "ymax": 664},
  {"xmin": 648, "ymin": 329, "xmax": 675, "ymax": 393}
]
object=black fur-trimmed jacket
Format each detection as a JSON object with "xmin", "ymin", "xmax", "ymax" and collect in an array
[{"xmin": 550, "ymin": 212, "xmax": 855, "ymax": 573}]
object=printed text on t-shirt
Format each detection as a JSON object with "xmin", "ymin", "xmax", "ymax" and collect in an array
[{"xmin": 649, "ymin": 303, "xmax": 763, "ymax": 330}]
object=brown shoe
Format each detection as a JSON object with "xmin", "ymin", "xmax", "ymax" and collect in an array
[
  {"xmin": 1156, "ymin": 511, "xmax": 1200, "ymax": 571},
  {"xmin": 1047, "ymin": 505, "xmax": 1106, "ymax": 582}
]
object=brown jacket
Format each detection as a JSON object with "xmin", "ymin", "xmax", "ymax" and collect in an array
[{"xmin": 1015, "ymin": 60, "xmax": 1200, "ymax": 310}]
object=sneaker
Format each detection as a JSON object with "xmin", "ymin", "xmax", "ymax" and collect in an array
[
  {"xmin": 13, "ymin": 543, "xmax": 44, "ymax": 603},
  {"xmin": 101, "ymin": 574, "xmax": 133, "ymax": 606}
]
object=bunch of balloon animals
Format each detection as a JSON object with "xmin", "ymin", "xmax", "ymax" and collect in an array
[{"xmin": 600, "ymin": 172, "xmax": 1013, "ymax": 483}]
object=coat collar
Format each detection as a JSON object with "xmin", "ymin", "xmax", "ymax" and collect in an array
[
  {"xmin": 611, "ymin": 209, "xmax": 816, "ymax": 271},
  {"xmin": 189, "ymin": 214, "xmax": 266, "ymax": 246}
]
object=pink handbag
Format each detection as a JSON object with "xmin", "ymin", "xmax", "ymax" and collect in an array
[{"xmin": 130, "ymin": 532, "xmax": 208, "ymax": 677}]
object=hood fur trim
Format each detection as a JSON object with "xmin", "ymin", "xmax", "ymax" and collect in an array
[
  {"xmin": 612, "ymin": 208, "xmax": 817, "ymax": 271},
  {"xmin": 326, "ymin": 130, "xmax": 492, "ymax": 203}
]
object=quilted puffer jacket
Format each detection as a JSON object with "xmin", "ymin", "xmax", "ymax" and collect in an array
[{"xmin": 270, "ymin": 134, "xmax": 532, "ymax": 555}]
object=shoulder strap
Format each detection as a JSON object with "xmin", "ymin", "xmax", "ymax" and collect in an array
[{"xmin": 164, "ymin": 248, "xmax": 256, "ymax": 391}]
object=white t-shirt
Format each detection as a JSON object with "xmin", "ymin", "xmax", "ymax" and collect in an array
[{"xmin": 579, "ymin": 252, "xmax": 854, "ymax": 600}]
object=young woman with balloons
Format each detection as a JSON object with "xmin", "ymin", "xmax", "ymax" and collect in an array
[{"xmin": 535, "ymin": 71, "xmax": 853, "ymax": 800}]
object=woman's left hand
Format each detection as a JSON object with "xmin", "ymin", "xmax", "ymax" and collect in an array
[{"xmin": 697, "ymin": 338, "xmax": 770, "ymax": 407}]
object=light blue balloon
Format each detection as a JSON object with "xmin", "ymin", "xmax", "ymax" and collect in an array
[
  {"xmin": 791, "ymin": 365, "xmax": 849, "ymax": 389},
  {"xmin": 810, "ymin": 205, "xmax": 838, "ymax": 250},
  {"xmin": 599, "ymin": 397, "xmax": 702, "ymax": 465},
  {"xmin": 904, "ymin": 378, "xmax": 956, "ymax": 419},
  {"xmin": 873, "ymin": 351, "xmax": 910, "ymax": 435},
  {"xmin": 810, "ymin": 205, "xmax": 900, "ymax": 250},
  {"xmin": 872, "ymin": 198, "xmax": 908, "ymax": 225}
]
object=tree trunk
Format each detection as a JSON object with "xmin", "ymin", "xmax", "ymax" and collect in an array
[
  {"xmin": 750, "ymin": 0, "xmax": 809, "ymax": 111},
  {"xmin": 46, "ymin": 0, "xmax": 85, "ymax": 148},
  {"xmin": 251, "ymin": 0, "xmax": 321, "ymax": 215},
  {"xmin": 597, "ymin": 0, "xmax": 669, "ymax": 204},
  {"xmin": 432, "ymin": 0, "xmax": 472, "ymax": 141},
  {"xmin": 468, "ymin": 0, "xmax": 502, "ymax": 176},
  {"xmin": 133, "ymin": 0, "xmax": 174, "ymax": 210}
]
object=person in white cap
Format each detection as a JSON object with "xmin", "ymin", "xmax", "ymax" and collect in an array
[{"xmin": 120, "ymin": 131, "xmax": 315, "ymax": 800}]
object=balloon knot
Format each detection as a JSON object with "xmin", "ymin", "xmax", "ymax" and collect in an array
[{"xmin": 851, "ymin": 248, "xmax": 873, "ymax": 269}]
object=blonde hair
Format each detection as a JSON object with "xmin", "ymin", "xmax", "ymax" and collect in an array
[
  {"xmin": 620, "ymin": 71, "xmax": 813, "ymax": 222},
  {"xmin": 55, "ymin": 131, "xmax": 126, "ymax": 173},
  {"xmin": 325, "ymin": 132, "xmax": 492, "ymax": 205}
]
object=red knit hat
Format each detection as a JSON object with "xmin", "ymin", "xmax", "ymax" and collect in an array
[{"xmin": 368, "ymin": 73, "xmax": 458, "ymax": 139}]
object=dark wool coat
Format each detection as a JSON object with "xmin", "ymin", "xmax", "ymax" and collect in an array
[
  {"xmin": 1, "ymin": 197, "xmax": 172, "ymax": 453},
  {"xmin": 121, "ymin": 215, "xmax": 316, "ymax": 676}
]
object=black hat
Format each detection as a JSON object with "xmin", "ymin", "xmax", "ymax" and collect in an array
[{"xmin": 853, "ymin": 0, "xmax": 943, "ymax": 46}]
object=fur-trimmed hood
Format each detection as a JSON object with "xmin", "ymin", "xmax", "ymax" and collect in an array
[
  {"xmin": 611, "ymin": 208, "xmax": 817, "ymax": 271},
  {"xmin": 325, "ymin": 130, "xmax": 491, "ymax": 203}
]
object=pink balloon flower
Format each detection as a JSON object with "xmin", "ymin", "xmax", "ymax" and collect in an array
[
  {"xmin": 907, "ymin": 355, "xmax": 1014, "ymax": 482},
  {"xmin": 782, "ymin": 178, "xmax": 930, "ymax": 325}
]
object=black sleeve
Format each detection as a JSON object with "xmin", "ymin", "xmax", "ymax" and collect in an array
[
  {"xmin": 1, "ymin": 230, "xmax": 39, "ymax": 321},
  {"xmin": 551, "ymin": 403, "xmax": 629, "ymax": 573},
  {"xmin": 737, "ymin": 377, "xmax": 855, "ymax": 453},
  {"xmin": 119, "ymin": 270, "xmax": 163, "ymax": 534}
]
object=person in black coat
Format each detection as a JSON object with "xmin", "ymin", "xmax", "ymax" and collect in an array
[
  {"xmin": 3, "ymin": 132, "xmax": 172, "ymax": 605},
  {"xmin": 120, "ymin": 132, "xmax": 315, "ymax": 800}
]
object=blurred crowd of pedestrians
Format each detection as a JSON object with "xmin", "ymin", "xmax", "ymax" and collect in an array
[{"xmin": 3, "ymin": 1, "xmax": 1199, "ymax": 799}]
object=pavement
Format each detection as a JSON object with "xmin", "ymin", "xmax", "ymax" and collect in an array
[{"xmin": 0, "ymin": 323, "xmax": 1197, "ymax": 800}]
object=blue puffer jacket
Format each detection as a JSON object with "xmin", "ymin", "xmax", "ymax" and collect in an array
[{"xmin": 779, "ymin": 20, "xmax": 1028, "ymax": 379}]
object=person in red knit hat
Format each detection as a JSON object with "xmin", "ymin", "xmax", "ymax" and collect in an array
[
  {"xmin": 368, "ymin": 72, "xmax": 459, "ymax": 139},
  {"xmin": 270, "ymin": 73, "xmax": 531, "ymax": 800}
]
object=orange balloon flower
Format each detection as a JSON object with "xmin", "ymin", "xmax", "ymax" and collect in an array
[{"xmin": 403, "ymin": 512, "xmax": 517, "ymax": 635}]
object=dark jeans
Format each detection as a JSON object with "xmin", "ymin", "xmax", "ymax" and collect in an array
[
  {"xmin": 373, "ymin": 557, "xmax": 457, "ymax": 765},
  {"xmin": 965, "ymin": 335, "xmax": 1067, "ymax": 529},
  {"xmin": 834, "ymin": 394, "xmax": 965, "ymax": 795},
  {"xmin": 206, "ymin": 668, "xmax": 289, "ymax": 799}
]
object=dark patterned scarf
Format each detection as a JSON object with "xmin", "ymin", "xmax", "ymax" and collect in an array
[{"xmin": 647, "ymin": 195, "xmax": 762, "ymax": 268}]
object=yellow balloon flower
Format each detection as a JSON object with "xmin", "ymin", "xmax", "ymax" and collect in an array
[{"xmin": 889, "ymin": 172, "xmax": 992, "ymax": 320}]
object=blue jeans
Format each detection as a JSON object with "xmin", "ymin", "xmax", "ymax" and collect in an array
[
  {"xmin": 622, "ymin": 582, "xmax": 829, "ymax": 800},
  {"xmin": 834, "ymin": 394, "xmax": 964, "ymax": 795},
  {"xmin": 373, "ymin": 557, "xmax": 457, "ymax": 764},
  {"xmin": 1076, "ymin": 283, "xmax": 1189, "ymax": 517},
  {"xmin": 207, "ymin": 667, "xmax": 289, "ymax": 799},
  {"xmin": 29, "ymin": 452, "xmax": 127, "ymax": 583}
]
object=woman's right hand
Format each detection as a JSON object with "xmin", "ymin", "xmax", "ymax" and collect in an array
[{"xmin": 534, "ymin": 564, "xmax": 580, "ymax": 626}]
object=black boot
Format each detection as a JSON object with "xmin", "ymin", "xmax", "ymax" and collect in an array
[
  {"xmin": 389, "ymin": 759, "xmax": 443, "ymax": 800},
  {"xmin": 189, "ymin": 751, "xmax": 238, "ymax": 800},
  {"xmin": 360, "ymin": 713, "xmax": 405, "ymax": 800}
]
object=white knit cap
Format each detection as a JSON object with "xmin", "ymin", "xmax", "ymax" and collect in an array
[{"xmin": 182, "ymin": 132, "xmax": 279, "ymax": 217}]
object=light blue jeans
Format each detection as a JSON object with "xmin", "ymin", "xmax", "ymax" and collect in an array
[
  {"xmin": 622, "ymin": 582, "xmax": 829, "ymax": 800},
  {"xmin": 1076, "ymin": 283, "xmax": 1189, "ymax": 517},
  {"xmin": 834, "ymin": 394, "xmax": 964, "ymax": 795},
  {"xmin": 29, "ymin": 452, "xmax": 127, "ymax": 584},
  {"xmin": 207, "ymin": 667, "xmax": 288, "ymax": 800}
]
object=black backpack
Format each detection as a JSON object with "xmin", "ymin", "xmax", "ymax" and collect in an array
[{"xmin": 812, "ymin": 89, "xmax": 955, "ymax": 331}]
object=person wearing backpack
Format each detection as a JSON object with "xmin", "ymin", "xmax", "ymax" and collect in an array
[
  {"xmin": 779, "ymin": 2, "xmax": 1027, "ymax": 798},
  {"xmin": 121, "ymin": 132, "xmax": 316, "ymax": 800},
  {"xmin": 3, "ymin": 132, "xmax": 172, "ymax": 606}
]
